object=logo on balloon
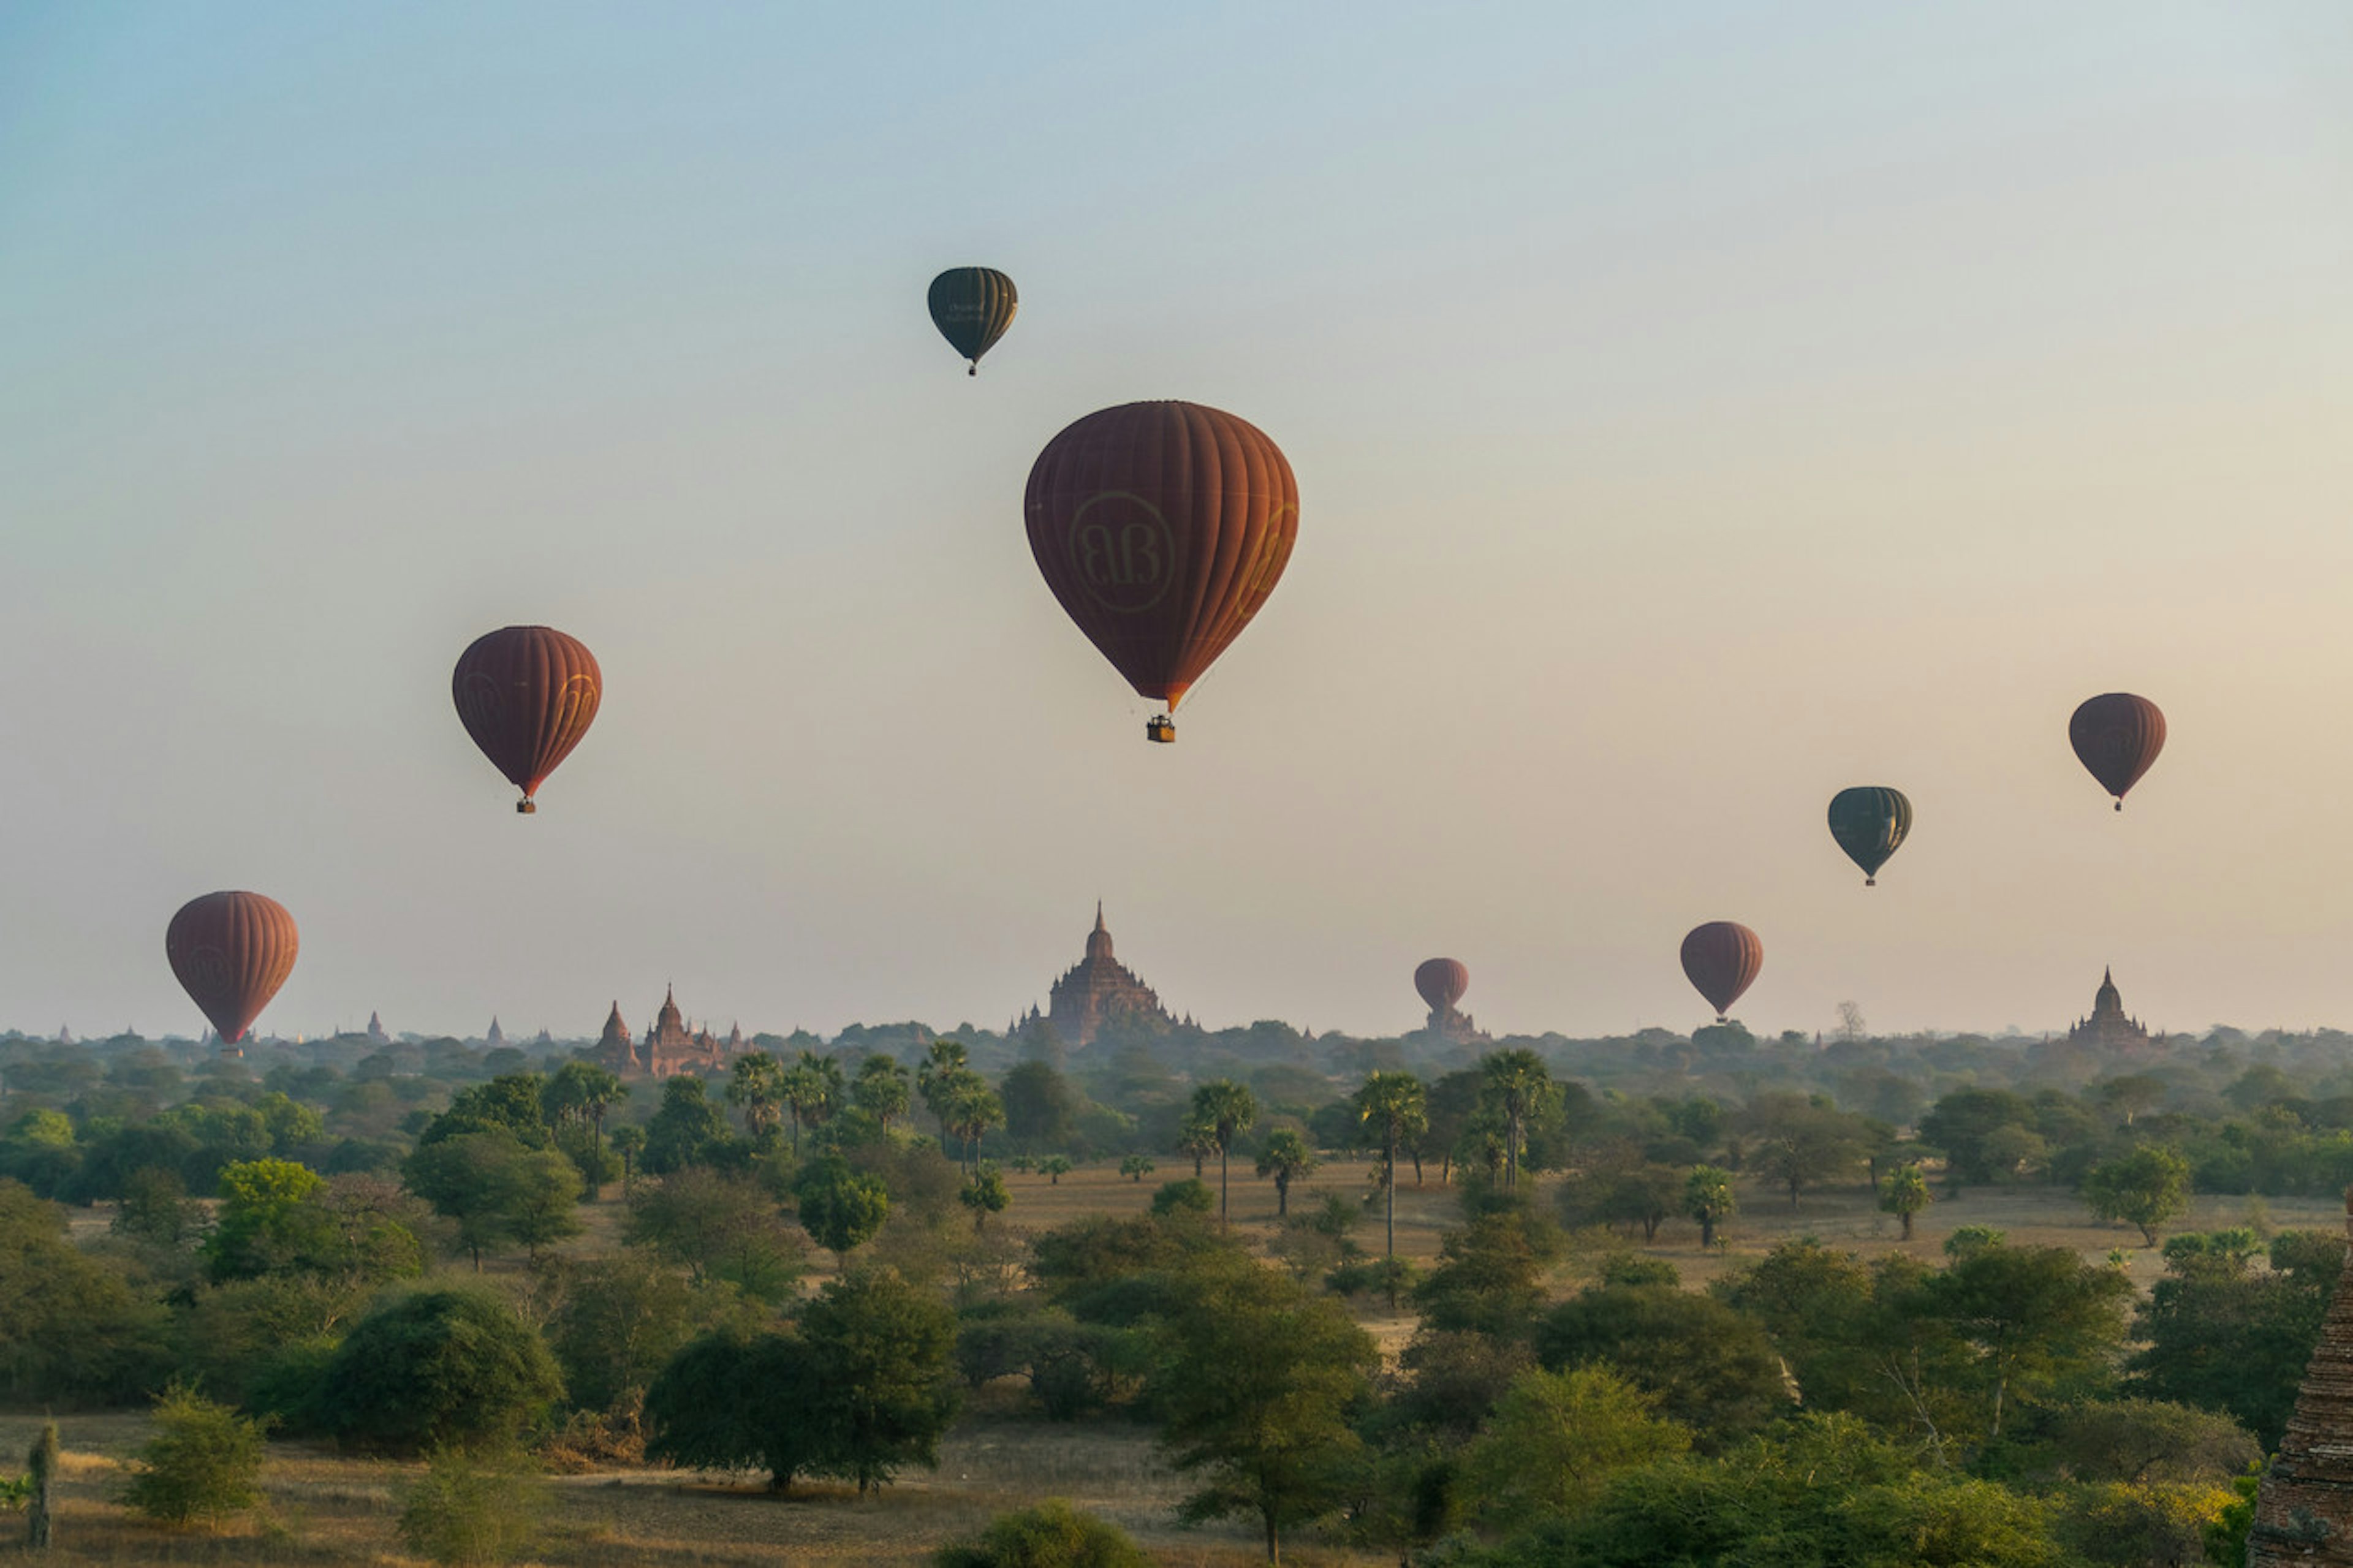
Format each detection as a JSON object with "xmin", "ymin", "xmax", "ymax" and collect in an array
[
  {"xmin": 554, "ymin": 673, "xmax": 599, "ymax": 732},
  {"xmin": 1067, "ymin": 492, "xmax": 1176, "ymax": 615},
  {"xmin": 181, "ymin": 944, "xmax": 233, "ymax": 1004}
]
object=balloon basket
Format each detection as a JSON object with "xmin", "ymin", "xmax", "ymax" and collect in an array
[
  {"xmin": 1146, "ymin": 716, "xmax": 1176, "ymax": 744},
  {"xmin": 517, "ymin": 799, "xmax": 536, "ymax": 815}
]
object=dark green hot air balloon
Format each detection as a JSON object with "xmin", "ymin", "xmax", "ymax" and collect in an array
[
  {"xmin": 928, "ymin": 267, "xmax": 1017, "ymax": 375},
  {"xmin": 1827, "ymin": 786, "xmax": 1912, "ymax": 886}
]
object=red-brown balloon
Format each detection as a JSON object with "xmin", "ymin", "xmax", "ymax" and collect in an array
[
  {"xmin": 1415, "ymin": 958, "xmax": 1469, "ymax": 1013},
  {"xmin": 1680, "ymin": 922, "xmax": 1762, "ymax": 1023},
  {"xmin": 1024, "ymin": 401, "xmax": 1299, "ymax": 714},
  {"xmin": 2069, "ymin": 693, "xmax": 2165, "ymax": 811},
  {"xmin": 167, "ymin": 891, "xmax": 298, "ymax": 1044},
  {"xmin": 452, "ymin": 626, "xmax": 602, "ymax": 814}
]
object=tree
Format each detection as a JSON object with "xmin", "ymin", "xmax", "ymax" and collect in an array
[
  {"xmin": 540, "ymin": 1061, "xmax": 626, "ymax": 1199},
  {"xmin": 1176, "ymin": 1112, "xmax": 1218, "ymax": 1180},
  {"xmin": 1034, "ymin": 1153, "xmax": 1073, "ymax": 1186},
  {"xmin": 644, "ymin": 1331, "xmax": 828, "ymax": 1491},
  {"xmin": 2082, "ymin": 1145, "xmax": 2191, "ymax": 1246},
  {"xmin": 1189, "ymin": 1080, "xmax": 1258, "ymax": 1225},
  {"xmin": 942, "ymin": 1079, "xmax": 1007, "ymax": 1175},
  {"xmin": 1118, "ymin": 1154, "xmax": 1154, "ymax": 1184},
  {"xmin": 403, "ymin": 1131, "xmax": 532, "ymax": 1270},
  {"xmin": 0, "ymin": 1180, "xmax": 170, "ymax": 1404},
  {"xmin": 1918, "ymin": 1088, "xmax": 2040, "ymax": 1187},
  {"xmin": 420, "ymin": 1074, "xmax": 551, "ymax": 1151},
  {"xmin": 1741, "ymin": 1092, "xmax": 1866, "ymax": 1210},
  {"xmin": 782, "ymin": 1052, "xmax": 845, "ymax": 1152},
  {"xmin": 1458, "ymin": 1364, "xmax": 1691, "ymax": 1528},
  {"xmin": 1002, "ymin": 1062, "xmax": 1083, "ymax": 1152},
  {"xmin": 319, "ymin": 1287, "xmax": 564, "ymax": 1454},
  {"xmin": 609, "ymin": 1124, "xmax": 645, "ymax": 1191},
  {"xmin": 794, "ymin": 1153, "xmax": 891, "ymax": 1262},
  {"xmin": 854, "ymin": 1054, "xmax": 912, "ymax": 1134},
  {"xmin": 395, "ymin": 1446, "xmax": 547, "ymax": 1567},
  {"xmin": 1479, "ymin": 1050, "xmax": 1556, "ymax": 1191},
  {"xmin": 961, "ymin": 1164, "xmax": 1012, "ymax": 1232},
  {"xmin": 1927, "ymin": 1240, "xmax": 2131, "ymax": 1441},
  {"xmin": 203, "ymin": 1156, "xmax": 325, "ymax": 1280},
  {"xmin": 1353, "ymin": 1071, "xmax": 1427, "ymax": 1292},
  {"xmin": 797, "ymin": 1268, "xmax": 963, "ymax": 1494},
  {"xmin": 2129, "ymin": 1227, "xmax": 2343, "ymax": 1449},
  {"xmin": 118, "ymin": 1385, "xmax": 267, "ymax": 1528},
  {"xmin": 1414, "ymin": 1202, "xmax": 1561, "ymax": 1339},
  {"xmin": 623, "ymin": 1168, "xmax": 806, "ymax": 1302},
  {"xmin": 725, "ymin": 1052, "xmax": 788, "ymax": 1151},
  {"xmin": 642, "ymin": 1077, "xmax": 737, "ymax": 1173},
  {"xmin": 1682, "ymin": 1165, "xmax": 1736, "ymax": 1247},
  {"xmin": 934, "ymin": 1499, "xmax": 1151, "ymax": 1568},
  {"xmin": 1254, "ymin": 1129, "xmax": 1316, "ymax": 1218},
  {"xmin": 502, "ymin": 1146, "xmax": 585, "ymax": 1258},
  {"xmin": 1881, "ymin": 1161, "xmax": 1933, "ymax": 1240},
  {"xmin": 1148, "ymin": 1251, "xmax": 1379, "ymax": 1563},
  {"xmin": 1536, "ymin": 1281, "xmax": 1789, "ymax": 1443},
  {"xmin": 547, "ymin": 1252, "xmax": 721, "ymax": 1414}
]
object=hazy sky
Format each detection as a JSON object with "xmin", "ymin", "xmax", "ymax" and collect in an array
[{"xmin": 6, "ymin": 4, "xmax": 2352, "ymax": 1044}]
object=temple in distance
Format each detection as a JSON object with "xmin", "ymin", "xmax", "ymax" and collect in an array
[
  {"xmin": 1015, "ymin": 904, "xmax": 1174, "ymax": 1050},
  {"xmin": 596, "ymin": 985, "xmax": 745, "ymax": 1077}
]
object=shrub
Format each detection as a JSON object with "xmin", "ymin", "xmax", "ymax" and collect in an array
[
  {"xmin": 319, "ymin": 1287, "xmax": 563, "ymax": 1453},
  {"xmin": 395, "ymin": 1447, "xmax": 547, "ymax": 1566},
  {"xmin": 118, "ymin": 1384, "xmax": 268, "ymax": 1528},
  {"xmin": 934, "ymin": 1498, "xmax": 1151, "ymax": 1568}
]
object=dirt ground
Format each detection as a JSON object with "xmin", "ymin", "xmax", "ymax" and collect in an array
[{"xmin": 10, "ymin": 1163, "xmax": 2327, "ymax": 1564}]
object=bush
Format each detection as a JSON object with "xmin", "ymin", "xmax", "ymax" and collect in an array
[
  {"xmin": 319, "ymin": 1287, "xmax": 563, "ymax": 1453},
  {"xmin": 118, "ymin": 1384, "xmax": 268, "ymax": 1527},
  {"xmin": 395, "ymin": 1447, "xmax": 547, "ymax": 1566},
  {"xmin": 934, "ymin": 1498, "xmax": 1151, "ymax": 1568},
  {"xmin": 1150, "ymin": 1178, "xmax": 1214, "ymax": 1216}
]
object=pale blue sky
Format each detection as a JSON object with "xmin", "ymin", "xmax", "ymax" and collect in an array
[{"xmin": 4, "ymin": 4, "xmax": 2351, "ymax": 1042}]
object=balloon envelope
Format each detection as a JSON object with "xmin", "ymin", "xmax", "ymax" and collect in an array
[
  {"xmin": 1827, "ymin": 786, "xmax": 1912, "ymax": 885},
  {"xmin": 452, "ymin": 626, "xmax": 602, "ymax": 812},
  {"xmin": 1024, "ymin": 401, "xmax": 1299, "ymax": 714},
  {"xmin": 167, "ymin": 891, "xmax": 298, "ymax": 1044},
  {"xmin": 1680, "ymin": 922, "xmax": 1762, "ymax": 1023},
  {"xmin": 2069, "ymin": 693, "xmax": 2165, "ymax": 808},
  {"xmin": 1415, "ymin": 958, "xmax": 1469, "ymax": 1013},
  {"xmin": 928, "ymin": 268, "xmax": 1017, "ymax": 372}
]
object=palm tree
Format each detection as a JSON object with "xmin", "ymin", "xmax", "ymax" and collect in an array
[
  {"xmin": 854, "ymin": 1053, "xmax": 912, "ymax": 1132},
  {"xmin": 1254, "ymin": 1128, "xmax": 1316, "ymax": 1218},
  {"xmin": 542, "ymin": 1061, "xmax": 627, "ymax": 1199},
  {"xmin": 610, "ymin": 1124, "xmax": 646, "ymax": 1192},
  {"xmin": 782, "ymin": 1053, "xmax": 843, "ymax": 1155},
  {"xmin": 1353, "ymin": 1070, "xmax": 1427, "ymax": 1297},
  {"xmin": 1177, "ymin": 1113, "xmax": 1218, "ymax": 1180},
  {"xmin": 726, "ymin": 1051, "xmax": 787, "ymax": 1150},
  {"xmin": 1479, "ymin": 1048, "xmax": 1555, "ymax": 1191},
  {"xmin": 944, "ymin": 1080, "xmax": 1004, "ymax": 1175},
  {"xmin": 1189, "ymin": 1080, "xmax": 1259, "ymax": 1226}
]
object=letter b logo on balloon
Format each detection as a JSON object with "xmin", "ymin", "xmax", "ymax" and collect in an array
[{"xmin": 1067, "ymin": 492, "xmax": 1176, "ymax": 614}]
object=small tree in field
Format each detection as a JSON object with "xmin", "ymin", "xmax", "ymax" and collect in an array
[
  {"xmin": 2083, "ymin": 1146, "xmax": 2192, "ymax": 1247},
  {"xmin": 1039, "ymin": 1155, "xmax": 1074, "ymax": 1186},
  {"xmin": 396, "ymin": 1447, "xmax": 548, "ymax": 1566},
  {"xmin": 118, "ymin": 1385, "xmax": 268, "ymax": 1528},
  {"xmin": 934, "ymin": 1498, "xmax": 1151, "ymax": 1568},
  {"xmin": 961, "ymin": 1165, "xmax": 1012, "ymax": 1233},
  {"xmin": 794, "ymin": 1154, "xmax": 891, "ymax": 1262},
  {"xmin": 1881, "ymin": 1162, "xmax": 1933, "ymax": 1241},
  {"xmin": 1119, "ymin": 1154, "xmax": 1154, "ymax": 1184},
  {"xmin": 1683, "ymin": 1165, "xmax": 1737, "ymax": 1248}
]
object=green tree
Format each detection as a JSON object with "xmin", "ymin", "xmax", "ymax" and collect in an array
[
  {"xmin": 502, "ymin": 1146, "xmax": 585, "ymax": 1258},
  {"xmin": 0, "ymin": 1180, "xmax": 170, "ymax": 1403},
  {"xmin": 118, "ymin": 1384, "xmax": 267, "ymax": 1528},
  {"xmin": 1881, "ymin": 1161, "xmax": 1933, "ymax": 1240},
  {"xmin": 1413, "ymin": 1202, "xmax": 1561, "ymax": 1339},
  {"xmin": 1002, "ymin": 1061, "xmax": 1082, "ymax": 1152},
  {"xmin": 540, "ymin": 1061, "xmax": 626, "ymax": 1199},
  {"xmin": 2082, "ymin": 1144, "xmax": 2192, "ymax": 1246},
  {"xmin": 644, "ymin": 1331, "xmax": 827, "ymax": 1491},
  {"xmin": 547, "ymin": 1252, "xmax": 731, "ymax": 1413},
  {"xmin": 794, "ymin": 1153, "xmax": 891, "ymax": 1262},
  {"xmin": 395, "ymin": 1445, "xmax": 548, "ymax": 1567},
  {"xmin": 934, "ymin": 1499, "xmax": 1150, "ymax": 1568},
  {"xmin": 1479, "ymin": 1049, "xmax": 1555, "ymax": 1191},
  {"xmin": 420, "ymin": 1074, "xmax": 551, "ymax": 1151},
  {"xmin": 1254, "ymin": 1129, "xmax": 1316, "ymax": 1218},
  {"xmin": 1742, "ymin": 1092, "xmax": 1866, "ymax": 1210},
  {"xmin": 1927, "ymin": 1240, "xmax": 2132, "ymax": 1441},
  {"xmin": 1118, "ymin": 1154, "xmax": 1154, "ymax": 1184},
  {"xmin": 622, "ymin": 1167, "xmax": 806, "ymax": 1302},
  {"xmin": 1189, "ymin": 1080, "xmax": 1259, "ymax": 1225},
  {"xmin": 203, "ymin": 1156, "xmax": 325, "ymax": 1280},
  {"xmin": 1149, "ymin": 1251, "xmax": 1379, "ymax": 1563},
  {"xmin": 1175, "ymin": 1111, "xmax": 1218, "ymax": 1180},
  {"xmin": 725, "ymin": 1051, "xmax": 788, "ymax": 1150},
  {"xmin": 1039, "ymin": 1154, "xmax": 1075, "ymax": 1186},
  {"xmin": 609, "ymin": 1124, "xmax": 645, "ymax": 1190},
  {"xmin": 783, "ymin": 1052, "xmax": 845, "ymax": 1153},
  {"xmin": 641, "ymin": 1077, "xmax": 738, "ymax": 1173},
  {"xmin": 403, "ymin": 1131, "xmax": 532, "ymax": 1270},
  {"xmin": 2129, "ymin": 1227, "xmax": 2342, "ymax": 1449},
  {"xmin": 1536, "ymin": 1280, "xmax": 1789, "ymax": 1444},
  {"xmin": 1352, "ymin": 1070, "xmax": 1427, "ymax": 1291},
  {"xmin": 854, "ymin": 1054, "xmax": 912, "ymax": 1134},
  {"xmin": 320, "ymin": 1287, "xmax": 564, "ymax": 1454},
  {"xmin": 798, "ymin": 1268, "xmax": 963, "ymax": 1494},
  {"xmin": 1682, "ymin": 1165, "xmax": 1736, "ymax": 1246},
  {"xmin": 1458, "ymin": 1364, "xmax": 1691, "ymax": 1528},
  {"xmin": 961, "ymin": 1164, "xmax": 1012, "ymax": 1233}
]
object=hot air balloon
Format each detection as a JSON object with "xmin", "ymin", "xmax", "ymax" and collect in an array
[
  {"xmin": 1680, "ymin": 922, "xmax": 1762, "ymax": 1024},
  {"xmin": 452, "ymin": 626, "xmax": 602, "ymax": 814},
  {"xmin": 928, "ymin": 268, "xmax": 1017, "ymax": 375},
  {"xmin": 167, "ymin": 891, "xmax": 298, "ymax": 1044},
  {"xmin": 1024, "ymin": 401, "xmax": 1299, "ymax": 743},
  {"xmin": 1415, "ymin": 958, "xmax": 1469, "ymax": 1016},
  {"xmin": 2069, "ymin": 693, "xmax": 2165, "ymax": 811},
  {"xmin": 1827, "ymin": 786, "xmax": 1912, "ymax": 886}
]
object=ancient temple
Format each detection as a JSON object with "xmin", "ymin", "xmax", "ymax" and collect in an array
[
  {"xmin": 2250, "ymin": 1198, "xmax": 2353, "ymax": 1563},
  {"xmin": 596, "ymin": 987, "xmax": 743, "ymax": 1077},
  {"xmin": 1025, "ymin": 904, "xmax": 1172, "ymax": 1050},
  {"xmin": 1425, "ymin": 1001, "xmax": 1485, "ymax": 1047},
  {"xmin": 486, "ymin": 1017, "xmax": 506, "ymax": 1049},
  {"xmin": 366, "ymin": 1011, "xmax": 388, "ymax": 1045},
  {"xmin": 2062, "ymin": 968, "xmax": 2153, "ymax": 1052}
]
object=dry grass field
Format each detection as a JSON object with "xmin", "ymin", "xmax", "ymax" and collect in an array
[{"xmin": 7, "ymin": 1161, "xmax": 2330, "ymax": 1564}]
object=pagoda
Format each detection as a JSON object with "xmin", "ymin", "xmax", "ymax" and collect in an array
[
  {"xmin": 2061, "ymin": 968, "xmax": 2153, "ymax": 1053},
  {"xmin": 2249, "ymin": 1196, "xmax": 2353, "ymax": 1562},
  {"xmin": 1033, "ymin": 904, "xmax": 1172, "ymax": 1050}
]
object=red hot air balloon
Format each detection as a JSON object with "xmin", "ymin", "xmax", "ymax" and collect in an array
[
  {"xmin": 1415, "ymin": 958, "xmax": 1469, "ymax": 1015},
  {"xmin": 167, "ymin": 892, "xmax": 298, "ymax": 1044},
  {"xmin": 2069, "ymin": 693, "xmax": 2165, "ymax": 811},
  {"xmin": 1680, "ymin": 922, "xmax": 1762, "ymax": 1024},
  {"xmin": 1024, "ymin": 401, "xmax": 1299, "ymax": 743},
  {"xmin": 452, "ymin": 626, "xmax": 602, "ymax": 813}
]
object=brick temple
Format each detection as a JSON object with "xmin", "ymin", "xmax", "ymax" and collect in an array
[
  {"xmin": 596, "ymin": 985, "xmax": 743, "ymax": 1077},
  {"xmin": 1016, "ymin": 904, "xmax": 1172, "ymax": 1050},
  {"xmin": 2250, "ymin": 1197, "xmax": 2353, "ymax": 1563}
]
